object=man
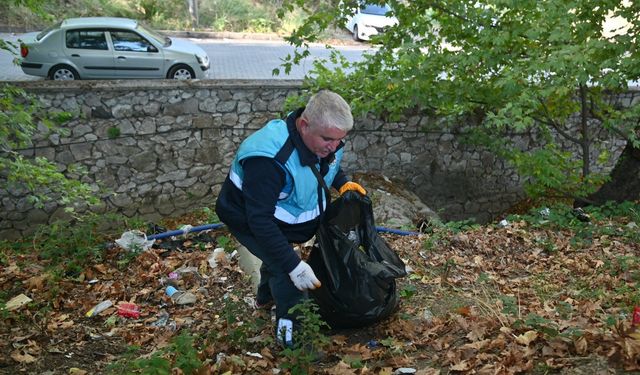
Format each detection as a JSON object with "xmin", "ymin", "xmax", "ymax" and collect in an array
[{"xmin": 215, "ymin": 90, "xmax": 366, "ymax": 347}]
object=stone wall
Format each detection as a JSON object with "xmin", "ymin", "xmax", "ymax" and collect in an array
[{"xmin": 0, "ymin": 80, "xmax": 627, "ymax": 239}]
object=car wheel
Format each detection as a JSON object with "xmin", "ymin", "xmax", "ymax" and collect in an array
[
  {"xmin": 353, "ymin": 25, "xmax": 361, "ymax": 41},
  {"xmin": 49, "ymin": 65, "xmax": 79, "ymax": 80},
  {"xmin": 168, "ymin": 65, "xmax": 195, "ymax": 80}
]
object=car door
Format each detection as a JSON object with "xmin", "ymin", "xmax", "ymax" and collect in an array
[
  {"xmin": 64, "ymin": 29, "xmax": 115, "ymax": 79},
  {"xmin": 108, "ymin": 29, "xmax": 164, "ymax": 78}
]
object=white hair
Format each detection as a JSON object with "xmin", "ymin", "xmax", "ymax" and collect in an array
[{"xmin": 301, "ymin": 90, "xmax": 353, "ymax": 132}]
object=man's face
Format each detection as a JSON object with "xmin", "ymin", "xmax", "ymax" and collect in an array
[{"xmin": 299, "ymin": 117, "xmax": 347, "ymax": 158}]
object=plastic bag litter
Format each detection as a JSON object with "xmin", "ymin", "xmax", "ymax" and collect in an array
[
  {"xmin": 308, "ymin": 191, "xmax": 407, "ymax": 329},
  {"xmin": 115, "ymin": 230, "xmax": 155, "ymax": 252}
]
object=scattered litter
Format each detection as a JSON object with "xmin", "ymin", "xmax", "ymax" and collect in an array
[
  {"xmin": 166, "ymin": 286, "xmax": 197, "ymax": 305},
  {"xmin": 366, "ymin": 339, "xmax": 379, "ymax": 348},
  {"xmin": 539, "ymin": 207, "xmax": 551, "ymax": 217},
  {"xmin": 498, "ymin": 219, "xmax": 509, "ymax": 228},
  {"xmin": 88, "ymin": 279, "xmax": 99, "ymax": 284},
  {"xmin": 246, "ymin": 352, "xmax": 263, "ymax": 359},
  {"xmin": 151, "ymin": 310, "xmax": 170, "ymax": 327},
  {"xmin": 117, "ymin": 303, "xmax": 141, "ymax": 319},
  {"xmin": 208, "ymin": 248, "xmax": 227, "ymax": 269},
  {"xmin": 215, "ymin": 352, "xmax": 226, "ymax": 364},
  {"xmin": 633, "ymin": 306, "xmax": 640, "ymax": 326},
  {"xmin": 115, "ymin": 230, "xmax": 154, "ymax": 252},
  {"xmin": 168, "ymin": 272, "xmax": 179, "ymax": 280},
  {"xmin": 85, "ymin": 300, "xmax": 113, "ymax": 317},
  {"xmin": 394, "ymin": 368, "xmax": 416, "ymax": 374},
  {"xmin": 626, "ymin": 222, "xmax": 637, "ymax": 229},
  {"xmin": 6, "ymin": 294, "xmax": 32, "ymax": 311}
]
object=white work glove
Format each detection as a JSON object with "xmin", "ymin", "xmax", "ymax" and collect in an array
[{"xmin": 288, "ymin": 261, "xmax": 321, "ymax": 291}]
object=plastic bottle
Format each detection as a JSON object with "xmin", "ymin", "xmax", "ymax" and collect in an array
[
  {"xmin": 86, "ymin": 300, "xmax": 113, "ymax": 317},
  {"xmin": 165, "ymin": 286, "xmax": 197, "ymax": 305}
]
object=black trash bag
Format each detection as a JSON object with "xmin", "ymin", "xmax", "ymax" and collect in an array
[{"xmin": 308, "ymin": 191, "xmax": 407, "ymax": 328}]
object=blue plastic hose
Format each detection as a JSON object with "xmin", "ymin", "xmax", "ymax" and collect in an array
[{"xmin": 145, "ymin": 223, "xmax": 418, "ymax": 241}]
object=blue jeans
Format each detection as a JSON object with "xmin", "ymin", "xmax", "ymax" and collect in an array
[{"xmin": 228, "ymin": 227, "xmax": 305, "ymax": 321}]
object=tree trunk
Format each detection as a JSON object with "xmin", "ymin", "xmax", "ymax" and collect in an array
[
  {"xmin": 187, "ymin": 0, "xmax": 199, "ymax": 29},
  {"xmin": 575, "ymin": 142, "xmax": 640, "ymax": 207}
]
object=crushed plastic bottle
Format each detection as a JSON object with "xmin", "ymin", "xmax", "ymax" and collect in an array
[
  {"xmin": 151, "ymin": 309, "xmax": 170, "ymax": 327},
  {"xmin": 117, "ymin": 303, "xmax": 141, "ymax": 318},
  {"xmin": 165, "ymin": 286, "xmax": 197, "ymax": 305},
  {"xmin": 86, "ymin": 300, "xmax": 113, "ymax": 317}
]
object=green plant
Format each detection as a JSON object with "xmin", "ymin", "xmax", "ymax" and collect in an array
[
  {"xmin": 379, "ymin": 337, "xmax": 404, "ymax": 353},
  {"xmin": 168, "ymin": 331, "xmax": 203, "ymax": 374},
  {"xmin": 499, "ymin": 294, "xmax": 518, "ymax": 316},
  {"xmin": 107, "ymin": 126, "xmax": 121, "ymax": 139},
  {"xmin": 399, "ymin": 284, "xmax": 417, "ymax": 299},
  {"xmin": 31, "ymin": 213, "xmax": 134, "ymax": 273},
  {"xmin": 216, "ymin": 235, "xmax": 235, "ymax": 253},
  {"xmin": 201, "ymin": 207, "xmax": 220, "ymax": 223},
  {"xmin": 280, "ymin": 299, "xmax": 330, "ymax": 375},
  {"xmin": 343, "ymin": 354, "xmax": 364, "ymax": 369},
  {"xmin": 211, "ymin": 291, "xmax": 268, "ymax": 349},
  {"xmin": 107, "ymin": 332, "xmax": 203, "ymax": 375},
  {"xmin": 1, "ymin": 85, "xmax": 97, "ymax": 210},
  {"xmin": 247, "ymin": 17, "xmax": 273, "ymax": 33}
]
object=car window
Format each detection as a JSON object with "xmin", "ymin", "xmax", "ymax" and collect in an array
[
  {"xmin": 360, "ymin": 3, "xmax": 391, "ymax": 16},
  {"xmin": 66, "ymin": 30, "xmax": 108, "ymax": 50},
  {"xmin": 36, "ymin": 21, "xmax": 62, "ymax": 41},
  {"xmin": 110, "ymin": 30, "xmax": 156, "ymax": 52},
  {"xmin": 136, "ymin": 23, "xmax": 170, "ymax": 47}
]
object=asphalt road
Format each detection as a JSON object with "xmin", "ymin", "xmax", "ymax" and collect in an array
[{"xmin": 0, "ymin": 33, "xmax": 372, "ymax": 81}]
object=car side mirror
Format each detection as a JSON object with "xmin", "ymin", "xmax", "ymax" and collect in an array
[{"xmin": 147, "ymin": 45, "xmax": 158, "ymax": 53}]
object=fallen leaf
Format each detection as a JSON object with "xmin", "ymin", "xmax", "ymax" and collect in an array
[
  {"xmin": 11, "ymin": 350, "xmax": 37, "ymax": 364},
  {"xmin": 515, "ymin": 330, "xmax": 538, "ymax": 346},
  {"xmin": 574, "ymin": 336, "xmax": 587, "ymax": 355},
  {"xmin": 24, "ymin": 275, "xmax": 48, "ymax": 290},
  {"xmin": 450, "ymin": 359, "xmax": 472, "ymax": 371},
  {"xmin": 6, "ymin": 294, "xmax": 32, "ymax": 311}
]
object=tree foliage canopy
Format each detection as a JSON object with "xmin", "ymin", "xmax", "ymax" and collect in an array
[{"xmin": 281, "ymin": 0, "xmax": 640, "ymax": 199}]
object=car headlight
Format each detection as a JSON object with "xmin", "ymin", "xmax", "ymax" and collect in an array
[{"xmin": 196, "ymin": 54, "xmax": 209, "ymax": 66}]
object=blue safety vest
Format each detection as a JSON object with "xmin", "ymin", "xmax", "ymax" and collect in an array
[{"xmin": 229, "ymin": 119, "xmax": 343, "ymax": 224}]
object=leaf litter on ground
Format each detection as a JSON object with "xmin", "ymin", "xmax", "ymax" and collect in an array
[{"xmin": 1, "ymin": 204, "xmax": 640, "ymax": 373}]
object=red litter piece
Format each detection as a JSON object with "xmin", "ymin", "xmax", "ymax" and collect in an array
[
  {"xmin": 117, "ymin": 303, "xmax": 140, "ymax": 319},
  {"xmin": 633, "ymin": 306, "xmax": 640, "ymax": 326}
]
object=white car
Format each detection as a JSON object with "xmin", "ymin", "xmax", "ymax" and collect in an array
[
  {"xmin": 345, "ymin": 3, "xmax": 398, "ymax": 42},
  {"xmin": 19, "ymin": 17, "xmax": 210, "ymax": 80}
]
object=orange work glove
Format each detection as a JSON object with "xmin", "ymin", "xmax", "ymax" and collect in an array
[{"xmin": 338, "ymin": 181, "xmax": 367, "ymax": 196}]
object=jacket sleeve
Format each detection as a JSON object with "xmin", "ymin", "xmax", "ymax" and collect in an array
[{"xmin": 241, "ymin": 157, "xmax": 301, "ymax": 273}]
